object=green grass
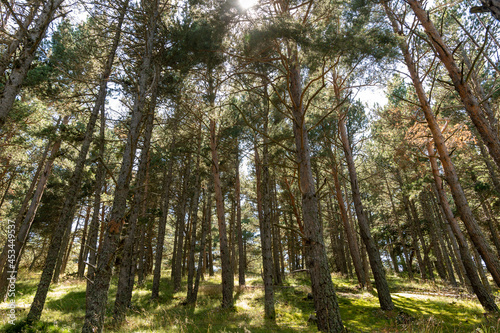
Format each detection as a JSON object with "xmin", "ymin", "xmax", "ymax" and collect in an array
[{"xmin": 1, "ymin": 271, "xmax": 499, "ymax": 332}]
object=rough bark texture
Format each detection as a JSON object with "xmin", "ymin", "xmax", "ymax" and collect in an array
[
  {"xmin": 339, "ymin": 116, "xmax": 394, "ymax": 311},
  {"xmin": 236, "ymin": 150, "xmax": 245, "ymax": 287},
  {"xmin": 28, "ymin": 3, "xmax": 130, "ymax": 324},
  {"xmin": 186, "ymin": 131, "xmax": 202, "ymax": 304},
  {"xmin": 114, "ymin": 90, "xmax": 156, "ymax": 322},
  {"xmin": 210, "ymin": 118, "xmax": 234, "ymax": 309},
  {"xmin": 192, "ymin": 189, "xmax": 212, "ymax": 304},
  {"xmin": 151, "ymin": 141, "xmax": 175, "ymax": 300},
  {"xmin": 329, "ymin": 150, "xmax": 365, "ymax": 287},
  {"xmin": 82, "ymin": 2, "xmax": 155, "ymax": 331},
  {"xmin": 85, "ymin": 105, "xmax": 107, "ymax": 282},
  {"xmin": 255, "ymin": 130, "xmax": 276, "ymax": 318},
  {"xmin": 289, "ymin": 46, "xmax": 344, "ymax": 332},
  {"xmin": 426, "ymin": 142, "xmax": 497, "ymax": 311},
  {"xmin": 77, "ymin": 205, "xmax": 92, "ymax": 278},
  {"xmin": 408, "ymin": 0, "xmax": 500, "ymax": 169},
  {"xmin": 0, "ymin": 0, "xmax": 65, "ymax": 128},
  {"xmin": 173, "ymin": 156, "xmax": 191, "ymax": 291},
  {"xmin": 471, "ymin": 0, "xmax": 500, "ymax": 21},
  {"xmin": 0, "ymin": 128, "xmax": 60, "ymax": 299},
  {"xmin": 385, "ymin": 0, "xmax": 500, "ymax": 288}
]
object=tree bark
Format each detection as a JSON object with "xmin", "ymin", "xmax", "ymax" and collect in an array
[
  {"xmin": 173, "ymin": 154, "xmax": 192, "ymax": 291},
  {"xmin": 288, "ymin": 45, "xmax": 344, "ymax": 332},
  {"xmin": 210, "ymin": 117, "xmax": 234, "ymax": 309},
  {"xmin": 151, "ymin": 141, "xmax": 175, "ymax": 300},
  {"xmin": 82, "ymin": 2, "xmax": 155, "ymax": 330},
  {"xmin": 385, "ymin": 0, "xmax": 500, "ymax": 289},
  {"xmin": 328, "ymin": 150, "xmax": 365, "ymax": 287},
  {"xmin": 77, "ymin": 205, "xmax": 92, "ymax": 278},
  {"xmin": 0, "ymin": 116, "xmax": 67, "ymax": 300},
  {"xmin": 339, "ymin": 116, "xmax": 394, "ymax": 310},
  {"xmin": 186, "ymin": 130, "xmax": 202, "ymax": 304},
  {"xmin": 420, "ymin": 190, "xmax": 448, "ymax": 281},
  {"xmin": 85, "ymin": 105, "xmax": 107, "ymax": 282},
  {"xmin": 191, "ymin": 188, "xmax": 212, "ymax": 304},
  {"xmin": 407, "ymin": 0, "xmax": 500, "ymax": 169},
  {"xmin": 255, "ymin": 125, "xmax": 276, "ymax": 318},
  {"xmin": 0, "ymin": 0, "xmax": 65, "ymax": 128},
  {"xmin": 114, "ymin": 86, "xmax": 157, "ymax": 323},
  {"xmin": 235, "ymin": 147, "xmax": 245, "ymax": 287}
]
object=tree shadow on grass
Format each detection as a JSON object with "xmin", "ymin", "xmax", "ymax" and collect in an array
[{"xmin": 45, "ymin": 290, "xmax": 86, "ymax": 313}]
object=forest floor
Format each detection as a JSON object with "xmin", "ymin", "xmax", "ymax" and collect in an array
[{"xmin": 0, "ymin": 270, "xmax": 499, "ymax": 332}]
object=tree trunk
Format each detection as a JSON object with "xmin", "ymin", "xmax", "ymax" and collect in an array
[
  {"xmin": 396, "ymin": 169, "xmax": 427, "ymax": 280},
  {"xmin": 114, "ymin": 88, "xmax": 156, "ymax": 322},
  {"xmin": 384, "ymin": 172, "xmax": 413, "ymax": 279},
  {"xmin": 426, "ymin": 142, "xmax": 497, "ymax": 310},
  {"xmin": 187, "ymin": 130, "xmax": 202, "ymax": 304},
  {"xmin": 255, "ymin": 125, "xmax": 276, "ymax": 318},
  {"xmin": 173, "ymin": 155, "xmax": 192, "ymax": 291},
  {"xmin": 82, "ymin": 2, "xmax": 155, "ymax": 330},
  {"xmin": 384, "ymin": 0, "xmax": 500, "ymax": 289},
  {"xmin": 327, "ymin": 152, "xmax": 365, "ymax": 287},
  {"xmin": 288, "ymin": 46, "xmax": 344, "ymax": 332},
  {"xmin": 420, "ymin": 190, "xmax": 448, "ymax": 281},
  {"xmin": 0, "ymin": 139, "xmax": 48, "ymax": 287},
  {"xmin": 77, "ymin": 205, "xmax": 92, "ymax": 278},
  {"xmin": 339, "ymin": 116, "xmax": 393, "ymax": 310},
  {"xmin": 272, "ymin": 182, "xmax": 283, "ymax": 286},
  {"xmin": 0, "ymin": 0, "xmax": 65, "ymax": 128},
  {"xmin": 0, "ymin": 116, "xmax": 67, "ymax": 300},
  {"xmin": 236, "ymin": 147, "xmax": 245, "ymax": 286},
  {"xmin": 407, "ymin": 0, "xmax": 500, "ymax": 169},
  {"xmin": 151, "ymin": 141, "xmax": 175, "ymax": 300},
  {"xmin": 192, "ymin": 188, "xmax": 212, "ymax": 304},
  {"xmin": 210, "ymin": 117, "xmax": 234, "ymax": 309},
  {"xmin": 86, "ymin": 105, "xmax": 106, "ymax": 282},
  {"xmin": 430, "ymin": 191, "xmax": 457, "ymax": 286}
]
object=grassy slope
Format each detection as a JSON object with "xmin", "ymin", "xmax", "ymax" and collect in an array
[{"xmin": 1, "ymin": 271, "xmax": 499, "ymax": 332}]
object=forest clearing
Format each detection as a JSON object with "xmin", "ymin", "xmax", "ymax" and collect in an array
[{"xmin": 1, "ymin": 0, "xmax": 500, "ymax": 332}]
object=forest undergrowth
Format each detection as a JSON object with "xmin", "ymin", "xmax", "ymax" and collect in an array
[{"xmin": 1, "ymin": 270, "xmax": 499, "ymax": 333}]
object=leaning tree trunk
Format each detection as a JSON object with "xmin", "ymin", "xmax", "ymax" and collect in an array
[
  {"xmin": 426, "ymin": 141, "xmax": 498, "ymax": 311},
  {"xmin": 339, "ymin": 116, "xmax": 394, "ymax": 311},
  {"xmin": 328, "ymin": 147, "xmax": 365, "ymax": 288},
  {"xmin": 0, "ymin": 0, "xmax": 65, "ymax": 128},
  {"xmin": 85, "ymin": 105, "xmax": 107, "ymax": 281},
  {"xmin": 385, "ymin": 0, "xmax": 500, "ymax": 289},
  {"xmin": 0, "ymin": 116, "xmax": 67, "ymax": 301},
  {"xmin": 288, "ymin": 45, "xmax": 344, "ymax": 332},
  {"xmin": 114, "ymin": 87, "xmax": 157, "ymax": 323},
  {"xmin": 27, "ymin": 3, "xmax": 130, "ymax": 325},
  {"xmin": 0, "ymin": 140, "xmax": 48, "ymax": 293},
  {"xmin": 0, "ymin": 1, "xmax": 40, "ymax": 78},
  {"xmin": 82, "ymin": 3, "xmax": 156, "ymax": 331},
  {"xmin": 407, "ymin": 0, "xmax": 500, "ymax": 169}
]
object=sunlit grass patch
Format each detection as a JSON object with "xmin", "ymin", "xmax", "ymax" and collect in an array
[{"xmin": 1, "ymin": 270, "xmax": 498, "ymax": 332}]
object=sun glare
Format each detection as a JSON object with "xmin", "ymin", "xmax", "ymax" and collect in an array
[{"xmin": 239, "ymin": 0, "xmax": 258, "ymax": 10}]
